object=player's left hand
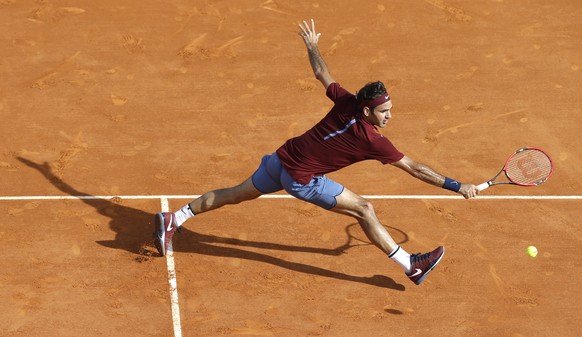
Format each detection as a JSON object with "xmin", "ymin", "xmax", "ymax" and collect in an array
[{"xmin": 298, "ymin": 19, "xmax": 321, "ymax": 48}]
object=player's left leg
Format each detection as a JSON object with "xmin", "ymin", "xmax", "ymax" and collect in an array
[
  {"xmin": 189, "ymin": 176, "xmax": 263, "ymax": 214},
  {"xmin": 153, "ymin": 177, "xmax": 262, "ymax": 256},
  {"xmin": 153, "ymin": 153, "xmax": 283, "ymax": 256}
]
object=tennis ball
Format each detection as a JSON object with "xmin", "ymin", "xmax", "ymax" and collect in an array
[{"xmin": 526, "ymin": 246, "xmax": 538, "ymax": 258}]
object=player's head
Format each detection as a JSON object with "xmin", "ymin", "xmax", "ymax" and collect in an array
[
  {"xmin": 356, "ymin": 81, "xmax": 392, "ymax": 128},
  {"xmin": 356, "ymin": 81, "xmax": 389, "ymax": 110}
]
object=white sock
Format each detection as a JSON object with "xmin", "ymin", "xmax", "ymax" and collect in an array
[
  {"xmin": 389, "ymin": 246, "xmax": 411, "ymax": 273},
  {"xmin": 173, "ymin": 204, "xmax": 195, "ymax": 227}
]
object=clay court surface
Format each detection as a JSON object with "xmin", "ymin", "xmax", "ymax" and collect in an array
[{"xmin": 1, "ymin": 1, "xmax": 581, "ymax": 336}]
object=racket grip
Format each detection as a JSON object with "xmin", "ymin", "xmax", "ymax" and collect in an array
[{"xmin": 476, "ymin": 182, "xmax": 490, "ymax": 192}]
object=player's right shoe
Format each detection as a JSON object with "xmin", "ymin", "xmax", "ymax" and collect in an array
[
  {"xmin": 153, "ymin": 212, "xmax": 178, "ymax": 257},
  {"xmin": 406, "ymin": 246, "xmax": 445, "ymax": 285}
]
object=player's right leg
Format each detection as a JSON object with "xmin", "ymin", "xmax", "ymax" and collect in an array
[
  {"xmin": 331, "ymin": 188, "xmax": 399, "ymax": 255},
  {"xmin": 332, "ymin": 187, "xmax": 445, "ymax": 285}
]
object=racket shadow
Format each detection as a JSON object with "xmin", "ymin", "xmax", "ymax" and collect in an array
[{"xmin": 17, "ymin": 157, "xmax": 406, "ymax": 290}]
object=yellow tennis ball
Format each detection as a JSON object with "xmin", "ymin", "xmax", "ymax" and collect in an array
[{"xmin": 527, "ymin": 246, "xmax": 538, "ymax": 257}]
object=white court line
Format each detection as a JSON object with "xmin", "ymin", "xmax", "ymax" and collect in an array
[
  {"xmin": 0, "ymin": 194, "xmax": 581, "ymax": 201},
  {"xmin": 160, "ymin": 197, "xmax": 182, "ymax": 337}
]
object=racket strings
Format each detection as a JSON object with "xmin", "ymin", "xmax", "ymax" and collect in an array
[{"xmin": 505, "ymin": 150, "xmax": 553, "ymax": 185}]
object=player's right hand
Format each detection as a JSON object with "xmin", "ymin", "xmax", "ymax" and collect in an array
[{"xmin": 459, "ymin": 184, "xmax": 479, "ymax": 199}]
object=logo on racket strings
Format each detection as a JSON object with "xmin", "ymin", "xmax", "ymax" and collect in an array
[{"xmin": 516, "ymin": 153, "xmax": 543, "ymax": 179}]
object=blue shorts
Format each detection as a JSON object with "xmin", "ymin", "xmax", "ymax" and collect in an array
[{"xmin": 251, "ymin": 153, "xmax": 344, "ymax": 210}]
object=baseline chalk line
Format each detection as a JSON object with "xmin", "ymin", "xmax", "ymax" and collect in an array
[{"xmin": 0, "ymin": 194, "xmax": 580, "ymax": 201}]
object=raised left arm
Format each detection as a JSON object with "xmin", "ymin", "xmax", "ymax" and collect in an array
[{"xmin": 298, "ymin": 19, "xmax": 335, "ymax": 90}]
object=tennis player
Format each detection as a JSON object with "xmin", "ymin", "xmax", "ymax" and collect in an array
[{"xmin": 154, "ymin": 19, "xmax": 478, "ymax": 285}]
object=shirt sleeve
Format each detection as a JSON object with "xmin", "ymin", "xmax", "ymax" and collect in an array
[
  {"xmin": 370, "ymin": 136, "xmax": 405, "ymax": 164},
  {"xmin": 326, "ymin": 82, "xmax": 352, "ymax": 103}
]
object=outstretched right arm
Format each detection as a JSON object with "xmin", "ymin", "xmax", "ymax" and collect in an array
[
  {"xmin": 298, "ymin": 19, "xmax": 335, "ymax": 89},
  {"xmin": 391, "ymin": 156, "xmax": 479, "ymax": 199}
]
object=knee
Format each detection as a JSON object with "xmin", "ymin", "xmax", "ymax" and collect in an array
[
  {"xmin": 231, "ymin": 181, "xmax": 260, "ymax": 203},
  {"xmin": 227, "ymin": 185, "xmax": 246, "ymax": 204},
  {"xmin": 352, "ymin": 198, "xmax": 376, "ymax": 220},
  {"xmin": 200, "ymin": 185, "xmax": 249, "ymax": 208}
]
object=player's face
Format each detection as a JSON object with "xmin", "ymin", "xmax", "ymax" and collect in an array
[{"xmin": 369, "ymin": 101, "xmax": 392, "ymax": 128}]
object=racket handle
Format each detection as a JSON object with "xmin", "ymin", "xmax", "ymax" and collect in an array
[{"xmin": 476, "ymin": 182, "xmax": 490, "ymax": 192}]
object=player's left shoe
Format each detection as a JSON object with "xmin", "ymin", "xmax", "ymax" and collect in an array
[
  {"xmin": 153, "ymin": 212, "xmax": 178, "ymax": 256},
  {"xmin": 406, "ymin": 246, "xmax": 445, "ymax": 285}
]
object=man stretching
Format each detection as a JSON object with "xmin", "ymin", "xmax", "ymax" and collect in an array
[{"xmin": 153, "ymin": 19, "xmax": 478, "ymax": 285}]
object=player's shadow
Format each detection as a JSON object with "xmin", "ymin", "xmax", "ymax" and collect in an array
[{"xmin": 17, "ymin": 157, "xmax": 407, "ymax": 291}]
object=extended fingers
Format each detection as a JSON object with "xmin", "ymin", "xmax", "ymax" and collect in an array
[
  {"xmin": 299, "ymin": 19, "xmax": 317, "ymax": 36},
  {"xmin": 298, "ymin": 19, "xmax": 322, "ymax": 44},
  {"xmin": 298, "ymin": 21, "xmax": 308, "ymax": 35}
]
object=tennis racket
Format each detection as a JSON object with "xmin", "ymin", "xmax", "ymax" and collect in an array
[{"xmin": 476, "ymin": 147, "xmax": 554, "ymax": 192}]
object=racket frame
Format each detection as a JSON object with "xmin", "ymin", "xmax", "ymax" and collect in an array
[{"xmin": 476, "ymin": 147, "xmax": 554, "ymax": 191}]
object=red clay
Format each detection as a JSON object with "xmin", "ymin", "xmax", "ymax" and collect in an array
[{"xmin": 1, "ymin": 1, "xmax": 581, "ymax": 336}]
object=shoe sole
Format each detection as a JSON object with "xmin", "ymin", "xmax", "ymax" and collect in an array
[
  {"xmin": 415, "ymin": 247, "xmax": 445, "ymax": 285},
  {"xmin": 153, "ymin": 213, "xmax": 166, "ymax": 256}
]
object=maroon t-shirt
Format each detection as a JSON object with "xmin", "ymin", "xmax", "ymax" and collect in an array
[{"xmin": 276, "ymin": 82, "xmax": 404, "ymax": 184}]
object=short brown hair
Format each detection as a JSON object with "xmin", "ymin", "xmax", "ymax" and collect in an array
[{"xmin": 355, "ymin": 81, "xmax": 387, "ymax": 104}]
